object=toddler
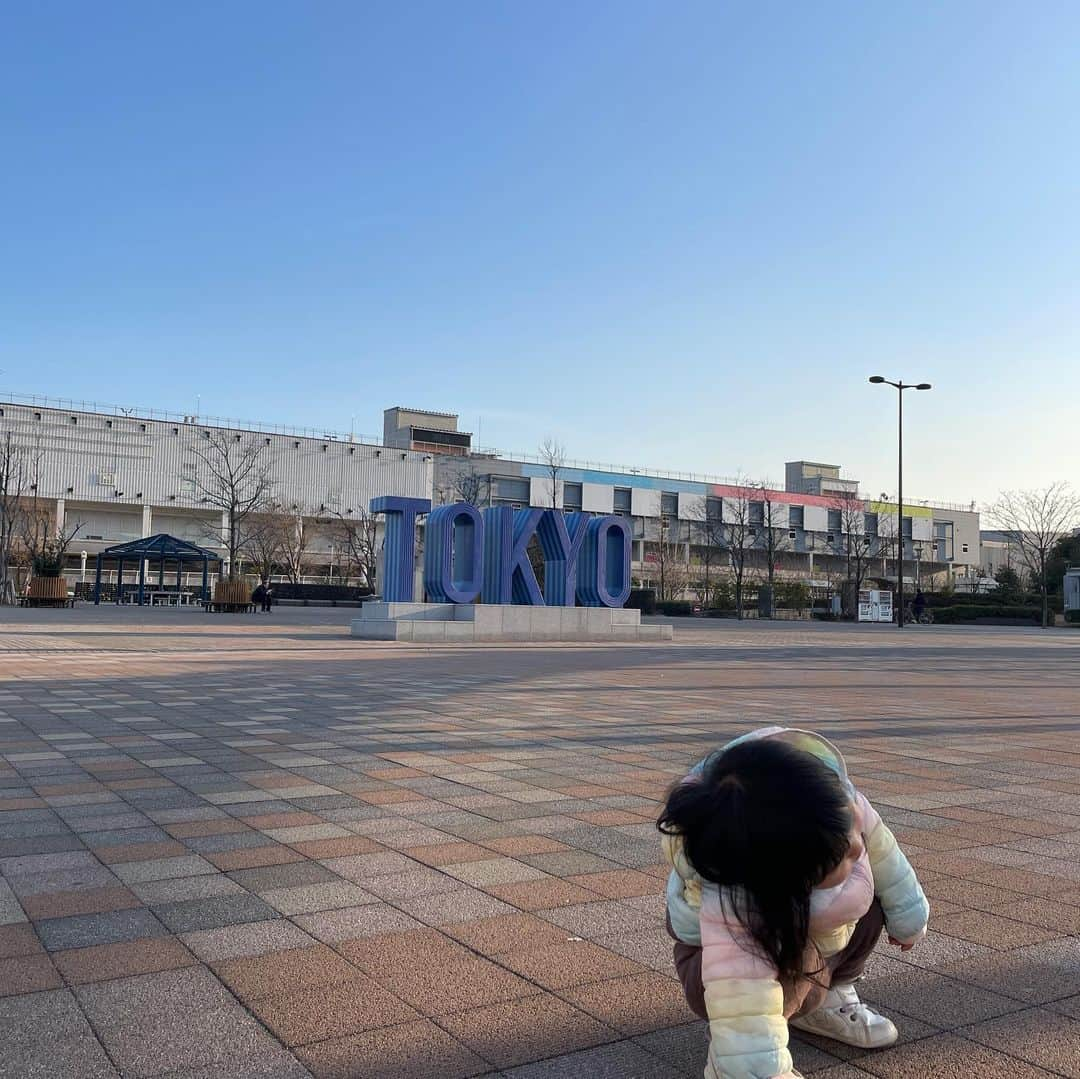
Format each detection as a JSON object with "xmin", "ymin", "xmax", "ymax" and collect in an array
[{"xmin": 659, "ymin": 727, "xmax": 928, "ymax": 1078}]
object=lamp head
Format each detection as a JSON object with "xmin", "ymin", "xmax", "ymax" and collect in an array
[
  {"xmin": 868, "ymin": 375, "xmax": 886, "ymax": 384},
  {"xmin": 916, "ymin": 383, "xmax": 932, "ymax": 390}
]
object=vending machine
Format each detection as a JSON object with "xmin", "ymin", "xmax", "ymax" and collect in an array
[{"xmin": 857, "ymin": 589, "xmax": 894, "ymax": 623}]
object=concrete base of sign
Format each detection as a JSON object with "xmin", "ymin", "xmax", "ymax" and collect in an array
[{"xmin": 350, "ymin": 602, "xmax": 673, "ymax": 643}]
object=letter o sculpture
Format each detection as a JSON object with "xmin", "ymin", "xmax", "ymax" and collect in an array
[
  {"xmin": 577, "ymin": 515, "xmax": 632, "ymax": 608},
  {"xmin": 423, "ymin": 503, "xmax": 483, "ymax": 604}
]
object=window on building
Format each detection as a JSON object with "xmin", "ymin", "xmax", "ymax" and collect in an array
[
  {"xmin": 864, "ymin": 512, "xmax": 878, "ymax": 536},
  {"xmin": 69, "ymin": 416, "xmax": 77, "ymax": 425},
  {"xmin": 961, "ymin": 542, "xmax": 969, "ymax": 554},
  {"xmin": 660, "ymin": 491, "xmax": 679, "ymax": 517},
  {"xmin": 34, "ymin": 412, "xmax": 41, "ymax": 421},
  {"xmin": 749, "ymin": 501, "xmax": 765, "ymax": 526},
  {"xmin": 827, "ymin": 509, "xmax": 842, "ymax": 532},
  {"xmin": 563, "ymin": 482, "xmax": 583, "ymax": 510},
  {"xmin": 105, "ymin": 419, "xmax": 112, "ymax": 428},
  {"xmin": 493, "ymin": 476, "xmax": 530, "ymax": 503},
  {"xmin": 706, "ymin": 496, "xmax": 722, "ymax": 521},
  {"xmin": 140, "ymin": 424, "xmax": 147, "ymax": 432},
  {"xmin": 613, "ymin": 487, "xmax": 632, "ymax": 513},
  {"xmin": 788, "ymin": 505, "xmax": 804, "ymax": 529}
]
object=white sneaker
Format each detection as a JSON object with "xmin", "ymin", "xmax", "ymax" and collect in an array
[{"xmin": 789, "ymin": 983, "xmax": 898, "ymax": 1049}]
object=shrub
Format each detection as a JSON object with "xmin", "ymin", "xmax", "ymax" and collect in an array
[
  {"xmin": 656, "ymin": 600, "xmax": 696, "ymax": 617},
  {"xmin": 1066, "ymin": 610, "xmax": 1080, "ymax": 625},
  {"xmin": 626, "ymin": 589, "xmax": 657, "ymax": 615},
  {"xmin": 773, "ymin": 580, "xmax": 811, "ymax": 612},
  {"xmin": 273, "ymin": 583, "xmax": 373, "ymax": 602},
  {"xmin": 710, "ymin": 579, "xmax": 735, "ymax": 610}
]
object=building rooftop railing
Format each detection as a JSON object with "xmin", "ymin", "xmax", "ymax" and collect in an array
[
  {"xmin": 2, "ymin": 390, "xmax": 979, "ymax": 515},
  {"xmin": 1, "ymin": 390, "xmax": 384, "ymax": 447}
]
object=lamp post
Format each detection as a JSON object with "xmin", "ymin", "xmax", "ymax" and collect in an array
[{"xmin": 868, "ymin": 377, "xmax": 932, "ymax": 628}]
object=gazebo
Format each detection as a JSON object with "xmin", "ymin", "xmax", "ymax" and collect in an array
[{"xmin": 93, "ymin": 534, "xmax": 221, "ymax": 606}]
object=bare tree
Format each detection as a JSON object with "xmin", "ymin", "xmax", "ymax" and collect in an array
[
  {"xmin": 330, "ymin": 508, "xmax": 379, "ymax": 591},
  {"xmin": 241, "ymin": 507, "xmax": 289, "ymax": 584},
  {"xmin": 651, "ymin": 517, "xmax": 691, "ymax": 602},
  {"xmin": 831, "ymin": 489, "xmax": 874, "ymax": 619},
  {"xmin": 687, "ymin": 496, "xmax": 725, "ymax": 605},
  {"xmin": 192, "ymin": 431, "xmax": 275, "ymax": 579},
  {"xmin": 754, "ymin": 482, "xmax": 790, "ymax": 618},
  {"xmin": 279, "ymin": 505, "xmax": 316, "ymax": 584},
  {"xmin": 876, "ymin": 511, "xmax": 899, "ymax": 583},
  {"xmin": 17, "ymin": 454, "xmax": 83, "ymax": 588},
  {"xmin": 989, "ymin": 483, "xmax": 1080, "ymax": 627},
  {"xmin": 538, "ymin": 438, "xmax": 566, "ymax": 509},
  {"xmin": 436, "ymin": 461, "xmax": 489, "ymax": 506},
  {"xmin": 0, "ymin": 431, "xmax": 28, "ymax": 604},
  {"xmin": 722, "ymin": 479, "xmax": 756, "ymax": 619}
]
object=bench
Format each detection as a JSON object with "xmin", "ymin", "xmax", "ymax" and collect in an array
[{"xmin": 202, "ymin": 601, "xmax": 257, "ymax": 613}]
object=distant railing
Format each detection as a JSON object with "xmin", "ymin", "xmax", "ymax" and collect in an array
[
  {"xmin": 2, "ymin": 389, "xmax": 977, "ymax": 513},
  {"xmin": 0, "ymin": 390, "xmax": 383, "ymax": 447},
  {"xmin": 482, "ymin": 446, "xmax": 745, "ymax": 487}
]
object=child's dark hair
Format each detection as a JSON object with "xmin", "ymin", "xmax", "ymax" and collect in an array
[{"xmin": 658, "ymin": 739, "xmax": 852, "ymax": 982}]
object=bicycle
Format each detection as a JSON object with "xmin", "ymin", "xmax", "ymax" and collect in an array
[{"xmin": 902, "ymin": 604, "xmax": 934, "ymax": 625}]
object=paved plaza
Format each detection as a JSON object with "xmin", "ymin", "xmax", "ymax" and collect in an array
[{"xmin": 0, "ymin": 607, "xmax": 1078, "ymax": 1078}]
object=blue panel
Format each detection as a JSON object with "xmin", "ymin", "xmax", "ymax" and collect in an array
[
  {"xmin": 536, "ymin": 511, "xmax": 589, "ymax": 606},
  {"xmin": 370, "ymin": 496, "xmax": 431, "ymax": 602},
  {"xmin": 482, "ymin": 506, "xmax": 544, "ymax": 605},
  {"xmin": 423, "ymin": 503, "xmax": 482, "ymax": 604},
  {"xmin": 576, "ymin": 516, "xmax": 632, "ymax": 608},
  {"xmin": 519, "ymin": 463, "xmax": 709, "ymax": 497}
]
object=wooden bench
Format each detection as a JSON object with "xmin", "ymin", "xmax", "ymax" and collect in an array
[{"xmin": 202, "ymin": 601, "xmax": 257, "ymax": 613}]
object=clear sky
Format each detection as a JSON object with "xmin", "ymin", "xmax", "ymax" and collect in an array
[{"xmin": 3, "ymin": 2, "xmax": 1078, "ymax": 506}]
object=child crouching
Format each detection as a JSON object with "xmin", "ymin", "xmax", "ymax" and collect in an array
[{"xmin": 659, "ymin": 727, "xmax": 928, "ymax": 1079}]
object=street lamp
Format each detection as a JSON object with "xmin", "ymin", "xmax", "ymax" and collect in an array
[{"xmin": 868, "ymin": 377, "xmax": 932, "ymax": 628}]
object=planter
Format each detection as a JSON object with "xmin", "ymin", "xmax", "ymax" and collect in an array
[
  {"xmin": 28, "ymin": 577, "xmax": 68, "ymax": 601},
  {"xmin": 213, "ymin": 579, "xmax": 252, "ymax": 606}
]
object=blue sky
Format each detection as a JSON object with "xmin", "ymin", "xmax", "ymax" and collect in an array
[{"xmin": 3, "ymin": 2, "xmax": 1078, "ymax": 505}]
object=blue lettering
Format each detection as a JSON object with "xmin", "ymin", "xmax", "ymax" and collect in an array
[
  {"xmin": 370, "ymin": 500, "xmax": 631, "ymax": 609},
  {"xmin": 423, "ymin": 503, "xmax": 483, "ymax": 604},
  {"xmin": 370, "ymin": 496, "xmax": 431, "ymax": 602}
]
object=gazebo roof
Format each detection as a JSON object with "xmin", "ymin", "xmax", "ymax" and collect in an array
[{"xmin": 98, "ymin": 534, "xmax": 220, "ymax": 562}]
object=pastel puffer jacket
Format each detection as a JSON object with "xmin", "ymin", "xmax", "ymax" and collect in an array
[{"xmin": 664, "ymin": 727, "xmax": 929, "ymax": 1079}]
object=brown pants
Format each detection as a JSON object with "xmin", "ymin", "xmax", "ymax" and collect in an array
[{"xmin": 669, "ymin": 900, "xmax": 886, "ymax": 1021}]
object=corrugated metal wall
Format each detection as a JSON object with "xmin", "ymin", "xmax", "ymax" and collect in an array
[{"xmin": 0, "ymin": 401, "xmax": 432, "ymax": 518}]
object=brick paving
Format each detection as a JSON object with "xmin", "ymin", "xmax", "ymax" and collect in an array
[{"xmin": 0, "ymin": 606, "xmax": 1078, "ymax": 1077}]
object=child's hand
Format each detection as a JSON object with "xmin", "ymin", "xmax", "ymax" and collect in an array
[{"xmin": 888, "ymin": 935, "xmax": 915, "ymax": 952}]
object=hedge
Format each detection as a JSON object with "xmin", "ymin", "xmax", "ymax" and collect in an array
[
  {"xmin": 655, "ymin": 600, "xmax": 696, "ymax": 617},
  {"xmin": 931, "ymin": 604, "xmax": 1041, "ymax": 624},
  {"xmin": 272, "ymin": 583, "xmax": 374, "ymax": 602}
]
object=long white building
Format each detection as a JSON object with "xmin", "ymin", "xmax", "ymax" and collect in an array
[
  {"xmin": 1, "ymin": 394, "xmax": 982, "ymax": 596},
  {"xmin": 0, "ymin": 394, "xmax": 431, "ymax": 583}
]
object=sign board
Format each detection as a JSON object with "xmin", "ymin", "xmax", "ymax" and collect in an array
[{"xmin": 371, "ymin": 498, "xmax": 632, "ymax": 609}]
